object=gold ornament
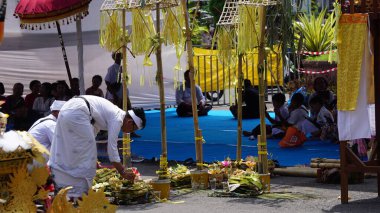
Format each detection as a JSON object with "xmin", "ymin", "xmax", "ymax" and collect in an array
[
  {"xmin": 77, "ymin": 188, "xmax": 117, "ymax": 212},
  {"xmin": 6, "ymin": 166, "xmax": 38, "ymax": 212},
  {"xmin": 47, "ymin": 187, "xmax": 76, "ymax": 213}
]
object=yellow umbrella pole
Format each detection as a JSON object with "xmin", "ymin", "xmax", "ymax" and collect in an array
[
  {"xmin": 121, "ymin": 9, "xmax": 132, "ymax": 168},
  {"xmin": 236, "ymin": 53, "xmax": 243, "ymax": 161},
  {"xmin": 257, "ymin": 6, "xmax": 268, "ymax": 174},
  {"xmin": 182, "ymin": 0, "xmax": 203, "ymax": 170},
  {"xmin": 155, "ymin": 3, "xmax": 168, "ymax": 166}
]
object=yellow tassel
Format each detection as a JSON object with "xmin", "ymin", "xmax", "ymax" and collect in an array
[
  {"xmin": 99, "ymin": 11, "xmax": 126, "ymax": 52},
  {"xmin": 162, "ymin": 6, "xmax": 185, "ymax": 46},
  {"xmin": 131, "ymin": 9, "xmax": 156, "ymax": 56},
  {"xmin": 143, "ymin": 55, "xmax": 153, "ymax": 66},
  {"xmin": 214, "ymin": 27, "xmax": 236, "ymax": 66},
  {"xmin": 140, "ymin": 74, "xmax": 145, "ymax": 86},
  {"xmin": 238, "ymin": 5, "xmax": 260, "ymax": 54},
  {"xmin": 128, "ymin": 74, "xmax": 132, "ymax": 85}
]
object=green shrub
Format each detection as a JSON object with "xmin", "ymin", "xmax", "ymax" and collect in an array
[{"xmin": 294, "ymin": 9, "xmax": 335, "ymax": 52}]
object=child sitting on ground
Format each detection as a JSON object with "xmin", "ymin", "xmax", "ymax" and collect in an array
[
  {"xmin": 243, "ymin": 93, "xmax": 289, "ymax": 140},
  {"xmin": 301, "ymin": 95, "xmax": 336, "ymax": 140},
  {"xmin": 278, "ymin": 93, "xmax": 308, "ymax": 148}
]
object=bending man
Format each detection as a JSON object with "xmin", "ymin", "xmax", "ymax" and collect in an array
[{"xmin": 48, "ymin": 95, "xmax": 146, "ymax": 198}]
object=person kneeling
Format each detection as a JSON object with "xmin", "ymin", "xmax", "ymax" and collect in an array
[
  {"xmin": 175, "ymin": 70, "xmax": 212, "ymax": 117},
  {"xmin": 301, "ymin": 95, "xmax": 336, "ymax": 141},
  {"xmin": 279, "ymin": 93, "xmax": 308, "ymax": 148},
  {"xmin": 243, "ymin": 93, "xmax": 288, "ymax": 140}
]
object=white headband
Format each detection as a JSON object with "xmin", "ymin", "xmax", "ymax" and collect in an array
[{"xmin": 128, "ymin": 110, "xmax": 143, "ymax": 130}]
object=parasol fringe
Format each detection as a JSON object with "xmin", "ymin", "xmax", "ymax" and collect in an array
[{"xmin": 18, "ymin": 10, "xmax": 89, "ymax": 31}]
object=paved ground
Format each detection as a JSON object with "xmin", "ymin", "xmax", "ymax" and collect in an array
[{"xmin": 117, "ymin": 163, "xmax": 380, "ymax": 213}]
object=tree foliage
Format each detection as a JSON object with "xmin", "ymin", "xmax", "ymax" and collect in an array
[{"xmin": 208, "ymin": 0, "xmax": 226, "ymax": 25}]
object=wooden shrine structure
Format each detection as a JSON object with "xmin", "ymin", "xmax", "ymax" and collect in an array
[{"xmin": 339, "ymin": 0, "xmax": 380, "ymax": 204}]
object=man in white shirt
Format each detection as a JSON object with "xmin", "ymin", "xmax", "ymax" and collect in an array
[
  {"xmin": 28, "ymin": 100, "xmax": 66, "ymax": 151},
  {"xmin": 48, "ymin": 95, "xmax": 146, "ymax": 198},
  {"xmin": 175, "ymin": 70, "xmax": 212, "ymax": 117}
]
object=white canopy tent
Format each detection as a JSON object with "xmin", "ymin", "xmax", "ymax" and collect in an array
[{"xmin": 0, "ymin": 0, "xmax": 187, "ymax": 108}]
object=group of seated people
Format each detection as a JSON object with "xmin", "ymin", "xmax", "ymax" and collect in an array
[
  {"xmin": 242, "ymin": 76, "xmax": 338, "ymax": 147},
  {"xmin": 0, "ymin": 73, "xmax": 116, "ymax": 131},
  {"xmin": 1, "ymin": 65, "xmax": 337, "ymax": 148},
  {"xmin": 173, "ymin": 71, "xmax": 338, "ymax": 148}
]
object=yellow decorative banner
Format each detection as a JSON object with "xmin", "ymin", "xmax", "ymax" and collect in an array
[
  {"xmin": 337, "ymin": 14, "xmax": 368, "ymax": 110},
  {"xmin": 193, "ymin": 47, "xmax": 283, "ymax": 92}
]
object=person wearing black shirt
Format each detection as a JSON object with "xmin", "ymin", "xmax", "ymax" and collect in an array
[{"xmin": 230, "ymin": 79, "xmax": 260, "ymax": 119}]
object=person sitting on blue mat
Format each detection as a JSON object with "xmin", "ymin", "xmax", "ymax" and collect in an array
[
  {"xmin": 243, "ymin": 93, "xmax": 289, "ymax": 140},
  {"xmin": 230, "ymin": 79, "xmax": 260, "ymax": 119},
  {"xmin": 175, "ymin": 70, "xmax": 212, "ymax": 117}
]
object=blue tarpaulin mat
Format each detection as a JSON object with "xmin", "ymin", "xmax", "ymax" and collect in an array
[{"xmin": 131, "ymin": 108, "xmax": 339, "ymax": 167}]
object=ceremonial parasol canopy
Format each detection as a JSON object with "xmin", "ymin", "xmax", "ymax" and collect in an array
[
  {"xmin": 13, "ymin": 0, "xmax": 92, "ymax": 93},
  {"xmin": 14, "ymin": 0, "xmax": 90, "ymax": 29},
  {"xmin": 0, "ymin": 0, "xmax": 6, "ymax": 43}
]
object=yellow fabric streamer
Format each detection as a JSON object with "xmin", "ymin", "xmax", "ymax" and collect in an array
[
  {"xmin": 131, "ymin": 9, "xmax": 156, "ymax": 56},
  {"xmin": 367, "ymin": 43, "xmax": 375, "ymax": 104},
  {"xmin": 143, "ymin": 55, "xmax": 153, "ymax": 66},
  {"xmin": 140, "ymin": 75, "xmax": 145, "ymax": 86},
  {"xmin": 193, "ymin": 47, "xmax": 283, "ymax": 92},
  {"xmin": 214, "ymin": 27, "xmax": 237, "ymax": 66},
  {"xmin": 258, "ymin": 151, "xmax": 267, "ymax": 155},
  {"xmin": 196, "ymin": 163, "xmax": 208, "ymax": 167},
  {"xmin": 337, "ymin": 14, "xmax": 367, "ymax": 111},
  {"xmin": 127, "ymin": 74, "xmax": 132, "ymax": 85},
  {"xmin": 99, "ymin": 11, "xmax": 127, "ymax": 52},
  {"xmin": 238, "ymin": 5, "xmax": 260, "ymax": 54},
  {"xmin": 195, "ymin": 136, "xmax": 206, "ymax": 144},
  {"xmin": 122, "ymin": 138, "xmax": 132, "ymax": 144}
]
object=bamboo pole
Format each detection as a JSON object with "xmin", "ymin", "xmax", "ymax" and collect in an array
[
  {"xmin": 121, "ymin": 9, "xmax": 132, "ymax": 168},
  {"xmin": 257, "ymin": 6, "xmax": 268, "ymax": 174},
  {"xmin": 182, "ymin": 0, "xmax": 203, "ymax": 170},
  {"xmin": 273, "ymin": 167, "xmax": 318, "ymax": 178},
  {"xmin": 310, "ymin": 163, "xmax": 341, "ymax": 169},
  {"xmin": 236, "ymin": 53, "xmax": 243, "ymax": 161},
  {"xmin": 155, "ymin": 4, "xmax": 168, "ymax": 165},
  {"xmin": 311, "ymin": 158, "xmax": 340, "ymax": 163}
]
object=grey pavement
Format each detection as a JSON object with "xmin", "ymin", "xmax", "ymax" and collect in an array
[{"xmin": 117, "ymin": 163, "xmax": 380, "ymax": 213}]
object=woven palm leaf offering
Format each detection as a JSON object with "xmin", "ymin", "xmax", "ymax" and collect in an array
[
  {"xmin": 169, "ymin": 164, "xmax": 191, "ymax": 188},
  {"xmin": 209, "ymin": 170, "xmax": 264, "ymax": 198},
  {"xmin": 92, "ymin": 167, "xmax": 155, "ymax": 205}
]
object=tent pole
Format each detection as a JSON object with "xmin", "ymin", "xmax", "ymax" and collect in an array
[
  {"xmin": 56, "ymin": 21, "xmax": 73, "ymax": 88},
  {"xmin": 236, "ymin": 53, "xmax": 243, "ymax": 161},
  {"xmin": 76, "ymin": 16, "xmax": 85, "ymax": 95},
  {"xmin": 182, "ymin": 0, "xmax": 203, "ymax": 170},
  {"xmin": 155, "ymin": 4, "xmax": 168, "ymax": 166}
]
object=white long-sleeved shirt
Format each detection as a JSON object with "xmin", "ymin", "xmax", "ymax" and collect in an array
[
  {"xmin": 28, "ymin": 114, "xmax": 56, "ymax": 151},
  {"xmin": 49, "ymin": 95, "xmax": 126, "ymax": 180}
]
